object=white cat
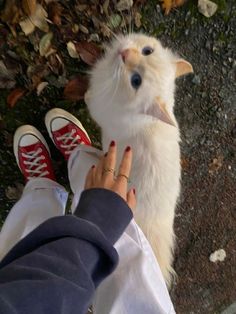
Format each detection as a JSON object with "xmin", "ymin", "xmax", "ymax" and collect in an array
[{"xmin": 85, "ymin": 34, "xmax": 193, "ymax": 286}]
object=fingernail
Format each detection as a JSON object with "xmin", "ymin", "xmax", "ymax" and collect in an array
[
  {"xmin": 110, "ymin": 140, "xmax": 115, "ymax": 147},
  {"xmin": 91, "ymin": 165, "xmax": 95, "ymax": 169},
  {"xmin": 133, "ymin": 188, "xmax": 136, "ymax": 195},
  {"xmin": 104, "ymin": 152, "xmax": 108, "ymax": 157},
  {"xmin": 125, "ymin": 146, "xmax": 131, "ymax": 152}
]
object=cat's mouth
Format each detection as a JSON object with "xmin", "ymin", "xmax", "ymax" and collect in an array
[{"xmin": 142, "ymin": 97, "xmax": 176, "ymax": 127}]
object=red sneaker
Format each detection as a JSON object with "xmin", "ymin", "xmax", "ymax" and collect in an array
[
  {"xmin": 13, "ymin": 125, "xmax": 55, "ymax": 181},
  {"xmin": 45, "ymin": 108, "xmax": 91, "ymax": 160}
]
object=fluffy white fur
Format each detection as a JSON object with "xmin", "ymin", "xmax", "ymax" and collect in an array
[{"xmin": 86, "ymin": 34, "xmax": 193, "ymax": 286}]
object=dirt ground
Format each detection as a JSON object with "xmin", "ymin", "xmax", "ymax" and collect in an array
[{"xmin": 0, "ymin": 1, "xmax": 235, "ymax": 313}]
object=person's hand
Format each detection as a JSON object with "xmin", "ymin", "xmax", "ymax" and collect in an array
[{"xmin": 84, "ymin": 141, "xmax": 136, "ymax": 211}]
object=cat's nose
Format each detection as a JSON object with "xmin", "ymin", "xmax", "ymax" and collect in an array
[{"xmin": 120, "ymin": 49, "xmax": 130, "ymax": 63}]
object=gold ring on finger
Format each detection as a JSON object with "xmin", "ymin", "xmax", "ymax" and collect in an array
[
  {"xmin": 117, "ymin": 173, "xmax": 129, "ymax": 181},
  {"xmin": 102, "ymin": 168, "xmax": 114, "ymax": 175}
]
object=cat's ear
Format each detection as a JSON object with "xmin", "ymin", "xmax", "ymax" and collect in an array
[
  {"xmin": 147, "ymin": 97, "xmax": 176, "ymax": 127},
  {"xmin": 175, "ymin": 59, "xmax": 193, "ymax": 78}
]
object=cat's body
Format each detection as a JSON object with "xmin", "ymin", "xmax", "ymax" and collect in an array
[{"xmin": 86, "ymin": 34, "xmax": 193, "ymax": 286}]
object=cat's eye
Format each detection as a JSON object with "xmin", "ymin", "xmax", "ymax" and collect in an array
[
  {"xmin": 131, "ymin": 72, "xmax": 142, "ymax": 90},
  {"xmin": 142, "ymin": 46, "xmax": 154, "ymax": 56}
]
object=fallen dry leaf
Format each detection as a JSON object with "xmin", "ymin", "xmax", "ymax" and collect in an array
[
  {"xmin": 36, "ymin": 81, "xmax": 49, "ymax": 95},
  {"xmin": 180, "ymin": 157, "xmax": 189, "ymax": 170},
  {"xmin": 39, "ymin": 32, "xmax": 53, "ymax": 57},
  {"xmin": 108, "ymin": 14, "xmax": 122, "ymax": 29},
  {"xmin": 209, "ymin": 156, "xmax": 223, "ymax": 174},
  {"xmin": 134, "ymin": 11, "xmax": 142, "ymax": 28},
  {"xmin": 67, "ymin": 41, "xmax": 80, "ymax": 59},
  {"xmin": 64, "ymin": 75, "xmax": 88, "ymax": 101},
  {"xmin": 1, "ymin": 0, "xmax": 21, "ymax": 24},
  {"xmin": 75, "ymin": 42, "xmax": 102, "ymax": 66},
  {"xmin": 161, "ymin": 0, "xmax": 186, "ymax": 15},
  {"xmin": 22, "ymin": 0, "xmax": 37, "ymax": 16},
  {"xmin": 7, "ymin": 88, "xmax": 26, "ymax": 108},
  {"xmin": 5, "ymin": 183, "xmax": 24, "ymax": 200},
  {"xmin": 102, "ymin": 0, "xmax": 110, "ymax": 16},
  {"xmin": 100, "ymin": 22, "xmax": 112, "ymax": 38},
  {"xmin": 48, "ymin": 1, "xmax": 63, "ymax": 25},
  {"xmin": 19, "ymin": 3, "xmax": 48, "ymax": 35},
  {"xmin": 116, "ymin": 0, "xmax": 133, "ymax": 11},
  {"xmin": 0, "ymin": 60, "xmax": 16, "ymax": 89}
]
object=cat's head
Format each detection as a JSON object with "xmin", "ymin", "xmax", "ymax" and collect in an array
[{"xmin": 86, "ymin": 34, "xmax": 193, "ymax": 138}]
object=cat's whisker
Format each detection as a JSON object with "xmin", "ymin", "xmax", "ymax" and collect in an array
[
  {"xmin": 105, "ymin": 24, "xmax": 122, "ymax": 43},
  {"xmin": 110, "ymin": 64, "xmax": 122, "ymax": 102}
]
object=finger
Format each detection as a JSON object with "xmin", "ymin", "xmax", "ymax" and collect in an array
[
  {"xmin": 95, "ymin": 154, "xmax": 105, "ymax": 182},
  {"xmin": 84, "ymin": 165, "xmax": 95, "ymax": 189},
  {"xmin": 127, "ymin": 188, "xmax": 136, "ymax": 212},
  {"xmin": 102, "ymin": 140, "xmax": 116, "ymax": 183},
  {"xmin": 116, "ymin": 146, "xmax": 132, "ymax": 187}
]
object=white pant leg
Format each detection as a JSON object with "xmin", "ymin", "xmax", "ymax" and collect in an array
[
  {"xmin": 68, "ymin": 144, "xmax": 103, "ymax": 213},
  {"xmin": 68, "ymin": 144, "xmax": 175, "ymax": 314},
  {"xmin": 93, "ymin": 220, "xmax": 175, "ymax": 314},
  {"xmin": 0, "ymin": 178, "xmax": 68, "ymax": 261}
]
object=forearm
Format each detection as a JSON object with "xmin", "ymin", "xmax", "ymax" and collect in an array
[
  {"xmin": 0, "ymin": 238, "xmax": 101, "ymax": 314},
  {"xmin": 0, "ymin": 189, "xmax": 133, "ymax": 314}
]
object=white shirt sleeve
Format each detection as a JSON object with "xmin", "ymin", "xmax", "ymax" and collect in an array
[{"xmin": 93, "ymin": 219, "xmax": 176, "ymax": 314}]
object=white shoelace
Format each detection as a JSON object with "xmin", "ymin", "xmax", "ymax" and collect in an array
[
  {"xmin": 56, "ymin": 129, "xmax": 84, "ymax": 155},
  {"xmin": 22, "ymin": 148, "xmax": 49, "ymax": 179}
]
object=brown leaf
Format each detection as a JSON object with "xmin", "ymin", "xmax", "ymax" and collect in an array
[
  {"xmin": 75, "ymin": 42, "xmax": 102, "ymax": 66},
  {"xmin": 39, "ymin": 32, "xmax": 53, "ymax": 57},
  {"xmin": 22, "ymin": 0, "xmax": 37, "ymax": 16},
  {"xmin": 161, "ymin": 0, "xmax": 186, "ymax": 15},
  {"xmin": 7, "ymin": 88, "xmax": 26, "ymax": 108},
  {"xmin": 48, "ymin": 1, "xmax": 63, "ymax": 25},
  {"xmin": 5, "ymin": 183, "xmax": 24, "ymax": 200},
  {"xmin": 1, "ymin": 0, "xmax": 21, "ymax": 24},
  {"xmin": 134, "ymin": 12, "xmax": 142, "ymax": 28},
  {"xmin": 64, "ymin": 75, "xmax": 88, "ymax": 101},
  {"xmin": 180, "ymin": 157, "xmax": 189, "ymax": 170},
  {"xmin": 161, "ymin": 0, "xmax": 173, "ymax": 14},
  {"xmin": 209, "ymin": 156, "xmax": 223, "ymax": 174},
  {"xmin": 20, "ymin": 4, "xmax": 49, "ymax": 35}
]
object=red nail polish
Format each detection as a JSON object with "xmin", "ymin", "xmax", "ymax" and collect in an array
[
  {"xmin": 110, "ymin": 140, "xmax": 115, "ymax": 147},
  {"xmin": 133, "ymin": 188, "xmax": 136, "ymax": 195},
  {"xmin": 125, "ymin": 146, "xmax": 131, "ymax": 152},
  {"xmin": 104, "ymin": 152, "xmax": 108, "ymax": 157}
]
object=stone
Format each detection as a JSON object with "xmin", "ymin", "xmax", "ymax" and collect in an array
[
  {"xmin": 209, "ymin": 249, "xmax": 226, "ymax": 263},
  {"xmin": 198, "ymin": 0, "xmax": 218, "ymax": 18}
]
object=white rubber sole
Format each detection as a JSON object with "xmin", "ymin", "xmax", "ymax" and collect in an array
[
  {"xmin": 45, "ymin": 108, "xmax": 91, "ymax": 145},
  {"xmin": 13, "ymin": 125, "xmax": 51, "ymax": 169}
]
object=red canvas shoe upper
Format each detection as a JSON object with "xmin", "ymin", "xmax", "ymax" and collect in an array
[
  {"xmin": 18, "ymin": 141, "xmax": 55, "ymax": 181},
  {"xmin": 51, "ymin": 123, "xmax": 91, "ymax": 160}
]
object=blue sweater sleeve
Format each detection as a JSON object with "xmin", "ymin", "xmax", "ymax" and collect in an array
[{"xmin": 0, "ymin": 188, "xmax": 133, "ymax": 314}]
